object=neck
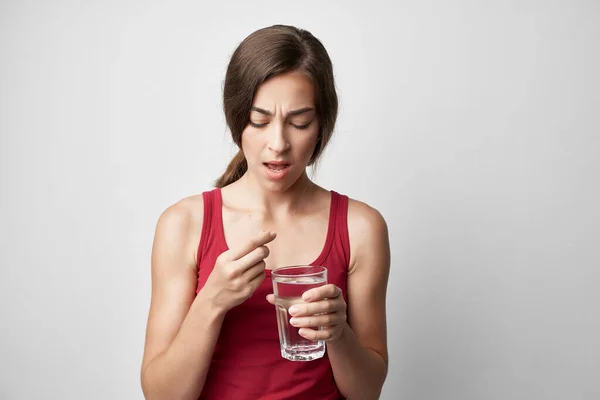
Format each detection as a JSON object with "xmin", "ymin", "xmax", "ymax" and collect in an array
[{"xmin": 235, "ymin": 170, "xmax": 317, "ymax": 217}]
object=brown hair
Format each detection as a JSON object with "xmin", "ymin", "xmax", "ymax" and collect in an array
[{"xmin": 214, "ymin": 25, "xmax": 339, "ymax": 188}]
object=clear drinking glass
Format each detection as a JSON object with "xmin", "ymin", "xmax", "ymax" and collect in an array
[{"xmin": 272, "ymin": 265, "xmax": 328, "ymax": 361}]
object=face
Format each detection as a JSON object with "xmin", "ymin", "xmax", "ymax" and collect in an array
[{"xmin": 241, "ymin": 70, "xmax": 320, "ymax": 191}]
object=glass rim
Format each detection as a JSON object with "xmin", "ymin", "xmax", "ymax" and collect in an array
[{"xmin": 271, "ymin": 265, "xmax": 327, "ymax": 278}]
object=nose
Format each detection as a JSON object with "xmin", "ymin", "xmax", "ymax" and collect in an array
[{"xmin": 267, "ymin": 121, "xmax": 290, "ymax": 153}]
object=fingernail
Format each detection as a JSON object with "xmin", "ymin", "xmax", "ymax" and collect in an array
[
  {"xmin": 289, "ymin": 317, "xmax": 297, "ymax": 326},
  {"xmin": 289, "ymin": 306, "xmax": 298, "ymax": 315},
  {"xmin": 302, "ymin": 292, "xmax": 312, "ymax": 301}
]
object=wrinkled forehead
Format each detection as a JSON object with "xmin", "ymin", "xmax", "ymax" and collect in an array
[{"xmin": 252, "ymin": 71, "xmax": 316, "ymax": 112}]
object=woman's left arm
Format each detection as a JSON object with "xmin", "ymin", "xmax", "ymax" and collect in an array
[{"xmin": 287, "ymin": 202, "xmax": 391, "ymax": 399}]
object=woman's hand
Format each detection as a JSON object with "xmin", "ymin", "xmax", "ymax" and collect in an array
[
  {"xmin": 204, "ymin": 231, "xmax": 276, "ymax": 314},
  {"xmin": 267, "ymin": 283, "xmax": 347, "ymax": 342}
]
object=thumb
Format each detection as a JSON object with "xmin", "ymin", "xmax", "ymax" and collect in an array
[{"xmin": 266, "ymin": 294, "xmax": 275, "ymax": 305}]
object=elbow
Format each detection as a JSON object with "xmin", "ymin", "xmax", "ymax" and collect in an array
[
  {"xmin": 140, "ymin": 366, "xmax": 202, "ymax": 400},
  {"xmin": 340, "ymin": 379, "xmax": 386, "ymax": 400},
  {"xmin": 344, "ymin": 389, "xmax": 383, "ymax": 400},
  {"xmin": 140, "ymin": 366, "xmax": 156, "ymax": 400},
  {"xmin": 341, "ymin": 359, "xmax": 387, "ymax": 400},
  {"xmin": 140, "ymin": 364, "xmax": 170, "ymax": 400}
]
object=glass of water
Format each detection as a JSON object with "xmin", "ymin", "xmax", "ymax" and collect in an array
[{"xmin": 272, "ymin": 265, "xmax": 328, "ymax": 361}]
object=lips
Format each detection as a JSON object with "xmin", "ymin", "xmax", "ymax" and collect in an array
[
  {"xmin": 264, "ymin": 163, "xmax": 289, "ymax": 171},
  {"xmin": 264, "ymin": 161, "xmax": 290, "ymax": 170},
  {"xmin": 263, "ymin": 162, "xmax": 291, "ymax": 180}
]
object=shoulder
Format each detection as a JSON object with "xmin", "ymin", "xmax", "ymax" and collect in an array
[
  {"xmin": 156, "ymin": 194, "xmax": 205, "ymax": 233},
  {"xmin": 346, "ymin": 197, "xmax": 389, "ymax": 240},
  {"xmin": 153, "ymin": 194, "xmax": 206, "ymax": 266},
  {"xmin": 346, "ymin": 197, "xmax": 390, "ymax": 272}
]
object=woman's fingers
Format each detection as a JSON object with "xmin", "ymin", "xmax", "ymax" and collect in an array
[
  {"xmin": 301, "ymin": 283, "xmax": 341, "ymax": 302},
  {"xmin": 297, "ymin": 326, "xmax": 342, "ymax": 342},
  {"xmin": 288, "ymin": 296, "xmax": 345, "ymax": 317},
  {"xmin": 265, "ymin": 294, "xmax": 276, "ymax": 305},
  {"xmin": 235, "ymin": 245, "xmax": 270, "ymax": 272},
  {"xmin": 227, "ymin": 231, "xmax": 276, "ymax": 261},
  {"xmin": 242, "ymin": 260, "xmax": 266, "ymax": 281},
  {"xmin": 289, "ymin": 312, "xmax": 345, "ymax": 328}
]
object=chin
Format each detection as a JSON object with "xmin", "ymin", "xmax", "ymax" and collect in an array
[
  {"xmin": 261, "ymin": 177, "xmax": 295, "ymax": 192},
  {"xmin": 260, "ymin": 172, "xmax": 304, "ymax": 193}
]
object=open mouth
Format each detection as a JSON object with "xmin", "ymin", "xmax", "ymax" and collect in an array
[
  {"xmin": 263, "ymin": 163, "xmax": 292, "ymax": 180},
  {"xmin": 264, "ymin": 163, "xmax": 290, "ymax": 171}
]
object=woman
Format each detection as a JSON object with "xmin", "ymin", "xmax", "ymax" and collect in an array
[{"xmin": 141, "ymin": 25, "xmax": 390, "ymax": 400}]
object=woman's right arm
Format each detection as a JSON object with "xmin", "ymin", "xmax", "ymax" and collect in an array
[
  {"xmin": 140, "ymin": 198, "xmax": 222, "ymax": 400},
  {"xmin": 140, "ymin": 197, "xmax": 276, "ymax": 400}
]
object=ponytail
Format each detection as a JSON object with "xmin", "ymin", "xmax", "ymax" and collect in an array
[{"xmin": 214, "ymin": 149, "xmax": 247, "ymax": 188}]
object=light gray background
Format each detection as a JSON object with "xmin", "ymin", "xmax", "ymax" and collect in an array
[{"xmin": 1, "ymin": 1, "xmax": 599, "ymax": 399}]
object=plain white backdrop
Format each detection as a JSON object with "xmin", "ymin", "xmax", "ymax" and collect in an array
[{"xmin": 1, "ymin": 1, "xmax": 599, "ymax": 399}]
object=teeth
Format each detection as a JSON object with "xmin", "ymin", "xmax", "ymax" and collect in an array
[{"xmin": 267, "ymin": 164, "xmax": 288, "ymax": 171}]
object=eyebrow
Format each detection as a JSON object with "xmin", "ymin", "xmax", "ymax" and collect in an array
[{"xmin": 250, "ymin": 106, "xmax": 315, "ymax": 117}]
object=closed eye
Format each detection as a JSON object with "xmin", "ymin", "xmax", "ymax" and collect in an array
[
  {"xmin": 249, "ymin": 121, "xmax": 268, "ymax": 128},
  {"xmin": 292, "ymin": 121, "xmax": 312, "ymax": 130},
  {"xmin": 249, "ymin": 121, "xmax": 313, "ymax": 130}
]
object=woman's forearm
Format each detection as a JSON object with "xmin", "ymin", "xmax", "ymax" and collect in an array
[
  {"xmin": 141, "ymin": 290, "xmax": 225, "ymax": 400},
  {"xmin": 326, "ymin": 323, "xmax": 388, "ymax": 400}
]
